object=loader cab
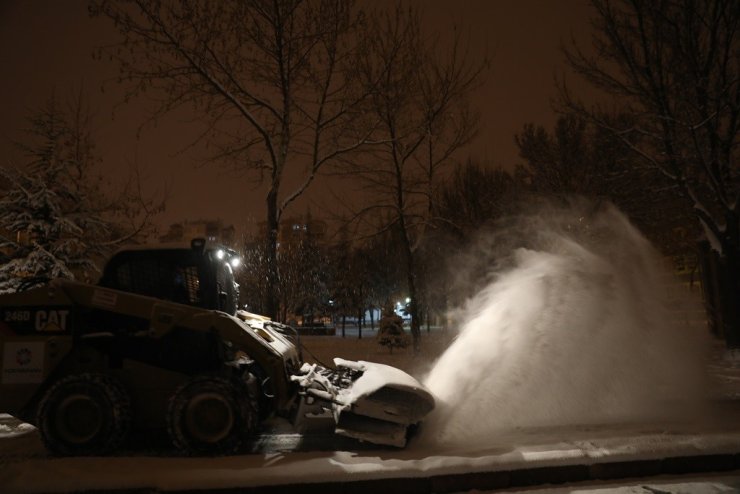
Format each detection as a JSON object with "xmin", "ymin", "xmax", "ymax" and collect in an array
[{"xmin": 98, "ymin": 239, "xmax": 241, "ymax": 315}]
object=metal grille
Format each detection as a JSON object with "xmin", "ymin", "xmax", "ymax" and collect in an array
[{"xmin": 175, "ymin": 265, "xmax": 201, "ymax": 305}]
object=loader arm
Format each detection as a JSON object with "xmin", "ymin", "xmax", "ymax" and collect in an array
[{"xmin": 57, "ymin": 281, "xmax": 303, "ymax": 414}]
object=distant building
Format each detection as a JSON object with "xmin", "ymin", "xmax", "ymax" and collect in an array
[
  {"xmin": 257, "ymin": 212, "xmax": 328, "ymax": 246},
  {"xmin": 159, "ymin": 219, "xmax": 236, "ymax": 246}
]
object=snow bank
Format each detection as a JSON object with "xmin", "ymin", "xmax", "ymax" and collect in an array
[{"xmin": 422, "ymin": 202, "xmax": 710, "ymax": 447}]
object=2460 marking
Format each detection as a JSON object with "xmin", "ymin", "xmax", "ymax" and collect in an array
[{"xmin": 4, "ymin": 311, "xmax": 30, "ymax": 322}]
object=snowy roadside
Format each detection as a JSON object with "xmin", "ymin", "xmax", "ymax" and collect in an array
[
  {"xmin": 3, "ymin": 406, "xmax": 740, "ymax": 493},
  {"xmin": 490, "ymin": 472, "xmax": 740, "ymax": 494},
  {"xmin": 2, "ymin": 337, "xmax": 740, "ymax": 493}
]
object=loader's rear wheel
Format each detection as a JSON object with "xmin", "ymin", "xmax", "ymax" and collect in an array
[
  {"xmin": 167, "ymin": 375, "xmax": 257, "ymax": 456},
  {"xmin": 36, "ymin": 373, "xmax": 131, "ymax": 456}
]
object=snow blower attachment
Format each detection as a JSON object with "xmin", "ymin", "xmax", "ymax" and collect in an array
[
  {"xmin": 0, "ymin": 240, "xmax": 435, "ymax": 455},
  {"xmin": 292, "ymin": 359, "xmax": 435, "ymax": 447}
]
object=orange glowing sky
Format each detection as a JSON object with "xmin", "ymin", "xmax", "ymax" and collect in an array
[{"xmin": 0, "ymin": 0, "xmax": 597, "ymax": 235}]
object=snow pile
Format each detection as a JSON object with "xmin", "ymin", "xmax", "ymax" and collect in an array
[
  {"xmin": 422, "ymin": 203, "xmax": 709, "ymax": 447},
  {"xmin": 0, "ymin": 421, "xmax": 35, "ymax": 438}
]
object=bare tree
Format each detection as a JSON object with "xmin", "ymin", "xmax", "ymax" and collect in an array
[
  {"xmin": 237, "ymin": 237, "xmax": 270, "ymax": 313},
  {"xmin": 516, "ymin": 114, "xmax": 610, "ymax": 196},
  {"xmin": 339, "ymin": 4, "xmax": 485, "ymax": 353},
  {"xmin": 436, "ymin": 159, "xmax": 516, "ymax": 240},
  {"xmin": 561, "ymin": 0, "xmax": 740, "ymax": 344},
  {"xmin": 276, "ymin": 228, "xmax": 329, "ymax": 323},
  {"xmin": 426, "ymin": 159, "xmax": 516, "ymax": 315},
  {"xmin": 362, "ymin": 229, "xmax": 403, "ymax": 330},
  {"xmin": 91, "ymin": 0, "xmax": 373, "ymax": 319},
  {"xmin": 516, "ymin": 113, "xmax": 698, "ymax": 254}
]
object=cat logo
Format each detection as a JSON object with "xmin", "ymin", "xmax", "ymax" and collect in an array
[{"xmin": 34, "ymin": 310, "xmax": 69, "ymax": 332}]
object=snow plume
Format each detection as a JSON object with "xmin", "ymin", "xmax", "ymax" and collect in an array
[{"xmin": 421, "ymin": 201, "xmax": 709, "ymax": 447}]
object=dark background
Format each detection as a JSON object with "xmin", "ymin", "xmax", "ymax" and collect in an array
[{"xmin": 0, "ymin": 0, "xmax": 598, "ymax": 234}]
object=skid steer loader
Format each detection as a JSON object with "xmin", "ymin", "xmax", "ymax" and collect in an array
[{"xmin": 0, "ymin": 239, "xmax": 434, "ymax": 456}]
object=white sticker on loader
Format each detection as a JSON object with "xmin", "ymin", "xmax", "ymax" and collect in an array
[
  {"xmin": 92, "ymin": 288, "xmax": 118, "ymax": 308},
  {"xmin": 2, "ymin": 342, "xmax": 45, "ymax": 384}
]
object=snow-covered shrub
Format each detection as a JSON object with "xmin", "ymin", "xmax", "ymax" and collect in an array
[{"xmin": 377, "ymin": 311, "xmax": 409, "ymax": 353}]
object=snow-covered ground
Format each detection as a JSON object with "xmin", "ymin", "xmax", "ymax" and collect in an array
[
  {"xmin": 498, "ymin": 473, "xmax": 740, "ymax": 493},
  {"xmin": 2, "ymin": 402, "xmax": 740, "ymax": 493}
]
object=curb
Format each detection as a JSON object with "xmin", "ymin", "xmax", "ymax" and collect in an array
[{"xmin": 75, "ymin": 452, "xmax": 740, "ymax": 494}]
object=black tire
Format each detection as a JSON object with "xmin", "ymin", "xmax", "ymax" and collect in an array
[
  {"xmin": 167, "ymin": 375, "xmax": 258, "ymax": 456},
  {"xmin": 36, "ymin": 373, "xmax": 132, "ymax": 456}
]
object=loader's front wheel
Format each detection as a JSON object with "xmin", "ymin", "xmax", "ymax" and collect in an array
[
  {"xmin": 167, "ymin": 375, "xmax": 257, "ymax": 456},
  {"xmin": 36, "ymin": 373, "xmax": 131, "ymax": 456}
]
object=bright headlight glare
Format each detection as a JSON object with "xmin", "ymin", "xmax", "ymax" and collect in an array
[
  {"xmin": 216, "ymin": 249, "xmax": 225, "ymax": 260},
  {"xmin": 230, "ymin": 257, "xmax": 241, "ymax": 268}
]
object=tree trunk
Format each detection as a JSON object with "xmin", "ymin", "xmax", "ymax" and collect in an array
[
  {"xmin": 341, "ymin": 314, "xmax": 346, "ymax": 338},
  {"xmin": 265, "ymin": 187, "xmax": 280, "ymax": 320},
  {"xmin": 714, "ymin": 211, "xmax": 740, "ymax": 348},
  {"xmin": 708, "ymin": 248, "xmax": 740, "ymax": 348},
  {"xmin": 724, "ymin": 211, "xmax": 740, "ymax": 347},
  {"xmin": 358, "ymin": 309, "xmax": 363, "ymax": 340},
  {"xmin": 397, "ymin": 230, "xmax": 421, "ymax": 354},
  {"xmin": 722, "ymin": 249, "xmax": 740, "ymax": 347},
  {"xmin": 404, "ymin": 252, "xmax": 421, "ymax": 355},
  {"xmin": 370, "ymin": 307, "xmax": 375, "ymax": 330},
  {"xmin": 699, "ymin": 234, "xmax": 740, "ymax": 348}
]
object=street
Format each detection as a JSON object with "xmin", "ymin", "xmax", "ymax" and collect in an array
[{"xmin": 4, "ymin": 399, "xmax": 740, "ymax": 493}]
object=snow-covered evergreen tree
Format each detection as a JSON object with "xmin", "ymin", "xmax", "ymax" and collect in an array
[{"xmin": 0, "ymin": 95, "xmax": 159, "ymax": 293}]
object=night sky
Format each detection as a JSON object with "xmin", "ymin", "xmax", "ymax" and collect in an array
[{"xmin": 0, "ymin": 0, "xmax": 597, "ymax": 235}]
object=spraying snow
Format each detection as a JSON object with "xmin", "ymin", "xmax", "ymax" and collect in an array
[{"xmin": 422, "ymin": 203, "xmax": 709, "ymax": 447}]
